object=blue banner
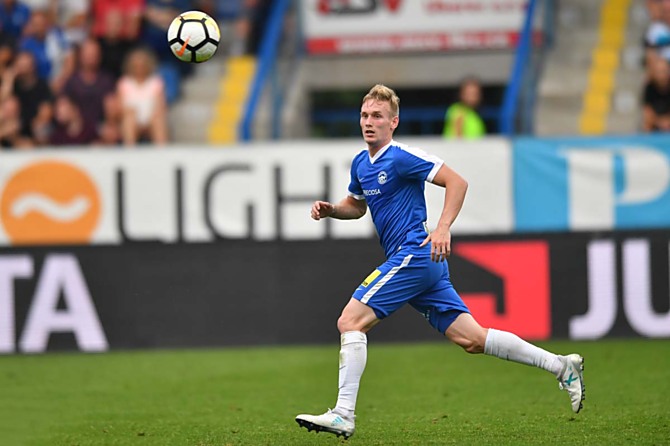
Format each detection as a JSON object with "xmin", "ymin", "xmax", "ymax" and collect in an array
[{"xmin": 514, "ymin": 135, "xmax": 670, "ymax": 232}]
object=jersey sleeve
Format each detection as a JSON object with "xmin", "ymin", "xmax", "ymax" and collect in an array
[
  {"xmin": 396, "ymin": 146, "xmax": 444, "ymax": 183},
  {"xmin": 348, "ymin": 156, "xmax": 365, "ymax": 200}
]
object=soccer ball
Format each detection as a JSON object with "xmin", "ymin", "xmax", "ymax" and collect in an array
[{"xmin": 167, "ymin": 11, "xmax": 220, "ymax": 63}]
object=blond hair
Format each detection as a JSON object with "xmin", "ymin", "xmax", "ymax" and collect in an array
[{"xmin": 362, "ymin": 84, "xmax": 400, "ymax": 117}]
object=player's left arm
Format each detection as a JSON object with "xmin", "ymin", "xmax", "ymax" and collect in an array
[{"xmin": 420, "ymin": 164, "xmax": 468, "ymax": 262}]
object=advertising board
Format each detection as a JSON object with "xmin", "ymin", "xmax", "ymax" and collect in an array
[
  {"xmin": 2, "ymin": 230, "xmax": 668, "ymax": 354},
  {"xmin": 300, "ymin": 0, "xmax": 534, "ymax": 54}
]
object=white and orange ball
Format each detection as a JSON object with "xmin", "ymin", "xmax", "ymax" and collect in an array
[{"xmin": 167, "ymin": 11, "xmax": 220, "ymax": 63}]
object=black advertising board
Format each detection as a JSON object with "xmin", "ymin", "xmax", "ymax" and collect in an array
[{"xmin": 1, "ymin": 230, "xmax": 669, "ymax": 353}]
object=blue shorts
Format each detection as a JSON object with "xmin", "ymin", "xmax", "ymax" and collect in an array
[{"xmin": 352, "ymin": 245, "xmax": 470, "ymax": 333}]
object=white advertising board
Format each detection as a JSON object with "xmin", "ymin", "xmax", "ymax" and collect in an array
[
  {"xmin": 301, "ymin": 0, "xmax": 533, "ymax": 54},
  {"xmin": 0, "ymin": 138, "xmax": 513, "ymax": 246}
]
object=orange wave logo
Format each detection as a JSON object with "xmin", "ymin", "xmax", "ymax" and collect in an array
[{"xmin": 0, "ymin": 160, "xmax": 101, "ymax": 245}]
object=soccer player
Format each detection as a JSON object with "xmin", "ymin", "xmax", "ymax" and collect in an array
[{"xmin": 295, "ymin": 84, "xmax": 585, "ymax": 439}]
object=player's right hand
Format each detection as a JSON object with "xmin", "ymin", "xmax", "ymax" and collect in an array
[{"xmin": 311, "ymin": 201, "xmax": 335, "ymax": 220}]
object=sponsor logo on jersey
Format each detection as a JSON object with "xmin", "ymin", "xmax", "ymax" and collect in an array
[
  {"xmin": 363, "ymin": 188, "xmax": 381, "ymax": 196},
  {"xmin": 361, "ymin": 269, "xmax": 381, "ymax": 287},
  {"xmin": 377, "ymin": 171, "xmax": 387, "ymax": 184}
]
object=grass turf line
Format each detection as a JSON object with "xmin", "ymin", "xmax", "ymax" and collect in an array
[{"xmin": 0, "ymin": 339, "xmax": 668, "ymax": 445}]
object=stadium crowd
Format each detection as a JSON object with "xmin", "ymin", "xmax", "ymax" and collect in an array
[
  {"xmin": 643, "ymin": 0, "xmax": 670, "ymax": 132},
  {"xmin": 0, "ymin": 0, "xmax": 264, "ymax": 149}
]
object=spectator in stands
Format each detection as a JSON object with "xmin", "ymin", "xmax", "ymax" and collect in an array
[
  {"xmin": 97, "ymin": 121, "xmax": 122, "ymax": 145},
  {"xmin": 644, "ymin": 0, "xmax": 670, "ymax": 69},
  {"xmin": 98, "ymin": 94, "xmax": 123, "ymax": 145},
  {"xmin": 17, "ymin": 0, "xmax": 46, "ymax": 15},
  {"xmin": 19, "ymin": 9, "xmax": 74, "ymax": 92},
  {"xmin": 0, "ymin": 14, "xmax": 16, "ymax": 50},
  {"xmin": 142, "ymin": 0, "xmax": 193, "ymax": 98},
  {"xmin": 0, "ymin": 22, "xmax": 15, "ymax": 80},
  {"xmin": 142, "ymin": 0, "xmax": 191, "ymax": 62},
  {"xmin": 642, "ymin": 56, "xmax": 670, "ymax": 132},
  {"xmin": 97, "ymin": 6, "xmax": 136, "ymax": 79},
  {"xmin": 647, "ymin": 0, "xmax": 663, "ymax": 21},
  {"xmin": 0, "ymin": 95, "xmax": 30, "ymax": 148},
  {"xmin": 195, "ymin": 0, "xmax": 220, "ymax": 17},
  {"xmin": 0, "ymin": 0, "xmax": 31, "ymax": 39},
  {"xmin": 92, "ymin": 0, "xmax": 143, "ymax": 79},
  {"xmin": 226, "ymin": 0, "xmax": 268, "ymax": 56},
  {"xmin": 245, "ymin": 0, "xmax": 271, "ymax": 55},
  {"xmin": 92, "ymin": 0, "xmax": 144, "ymax": 42},
  {"xmin": 51, "ymin": 0, "xmax": 89, "ymax": 46},
  {"xmin": 0, "ymin": 51, "xmax": 52, "ymax": 145},
  {"xmin": 117, "ymin": 47, "xmax": 168, "ymax": 146},
  {"xmin": 49, "ymin": 94, "xmax": 98, "ymax": 146},
  {"xmin": 0, "ymin": 35, "xmax": 14, "ymax": 109},
  {"xmin": 1, "ymin": 14, "xmax": 32, "ymax": 148},
  {"xmin": 442, "ymin": 77, "xmax": 486, "ymax": 139},
  {"xmin": 62, "ymin": 38, "xmax": 116, "ymax": 128}
]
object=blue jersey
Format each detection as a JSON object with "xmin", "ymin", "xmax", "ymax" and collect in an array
[{"xmin": 348, "ymin": 140, "xmax": 444, "ymax": 258}]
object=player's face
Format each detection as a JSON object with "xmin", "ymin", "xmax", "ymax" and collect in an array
[{"xmin": 360, "ymin": 99, "xmax": 398, "ymax": 150}]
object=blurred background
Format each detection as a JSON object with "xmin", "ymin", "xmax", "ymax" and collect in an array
[{"xmin": 0, "ymin": 0, "xmax": 669, "ymax": 353}]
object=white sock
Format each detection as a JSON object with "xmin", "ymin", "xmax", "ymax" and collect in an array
[
  {"xmin": 484, "ymin": 328, "xmax": 563, "ymax": 377},
  {"xmin": 333, "ymin": 331, "xmax": 367, "ymax": 420}
]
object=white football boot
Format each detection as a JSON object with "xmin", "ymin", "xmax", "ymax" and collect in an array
[
  {"xmin": 558, "ymin": 353, "xmax": 585, "ymax": 413},
  {"xmin": 295, "ymin": 409, "xmax": 355, "ymax": 439}
]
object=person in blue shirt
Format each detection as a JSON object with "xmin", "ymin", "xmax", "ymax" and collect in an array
[
  {"xmin": 143, "ymin": 0, "xmax": 192, "ymax": 61},
  {"xmin": 141, "ymin": 0, "xmax": 193, "ymax": 98},
  {"xmin": 0, "ymin": 0, "xmax": 30, "ymax": 39},
  {"xmin": 645, "ymin": 0, "xmax": 670, "ymax": 66},
  {"xmin": 18, "ymin": 10, "xmax": 73, "ymax": 91},
  {"xmin": 295, "ymin": 84, "xmax": 585, "ymax": 439}
]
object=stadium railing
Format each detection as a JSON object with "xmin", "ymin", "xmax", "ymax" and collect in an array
[
  {"xmin": 240, "ymin": 0, "xmax": 294, "ymax": 141},
  {"xmin": 499, "ymin": 0, "xmax": 556, "ymax": 135}
]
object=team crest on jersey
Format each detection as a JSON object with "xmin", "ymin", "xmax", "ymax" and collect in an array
[{"xmin": 377, "ymin": 171, "xmax": 387, "ymax": 185}]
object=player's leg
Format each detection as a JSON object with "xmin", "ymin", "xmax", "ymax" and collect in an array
[
  {"xmin": 337, "ymin": 297, "xmax": 380, "ymax": 333},
  {"xmin": 445, "ymin": 313, "xmax": 585, "ymax": 413},
  {"xmin": 334, "ymin": 298, "xmax": 378, "ymax": 419},
  {"xmin": 446, "ymin": 313, "xmax": 561, "ymax": 370},
  {"xmin": 295, "ymin": 299, "xmax": 377, "ymax": 438},
  {"xmin": 297, "ymin": 252, "xmax": 428, "ymax": 438},
  {"xmin": 411, "ymin": 271, "xmax": 585, "ymax": 414}
]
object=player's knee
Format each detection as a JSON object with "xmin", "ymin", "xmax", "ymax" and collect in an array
[
  {"xmin": 453, "ymin": 335, "xmax": 485, "ymax": 354},
  {"xmin": 337, "ymin": 312, "xmax": 367, "ymax": 333},
  {"xmin": 337, "ymin": 314, "xmax": 360, "ymax": 333},
  {"xmin": 463, "ymin": 339, "xmax": 485, "ymax": 354}
]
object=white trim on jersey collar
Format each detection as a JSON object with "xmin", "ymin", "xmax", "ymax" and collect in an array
[{"xmin": 368, "ymin": 140, "xmax": 395, "ymax": 164}]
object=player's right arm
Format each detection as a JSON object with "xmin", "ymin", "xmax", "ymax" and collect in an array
[
  {"xmin": 311, "ymin": 196, "xmax": 367, "ymax": 220},
  {"xmin": 314, "ymin": 151, "xmax": 367, "ymax": 220}
]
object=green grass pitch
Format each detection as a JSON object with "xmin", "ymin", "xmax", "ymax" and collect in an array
[{"xmin": 1, "ymin": 339, "xmax": 669, "ymax": 445}]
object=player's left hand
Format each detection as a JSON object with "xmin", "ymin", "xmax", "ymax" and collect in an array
[{"xmin": 420, "ymin": 227, "xmax": 451, "ymax": 262}]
